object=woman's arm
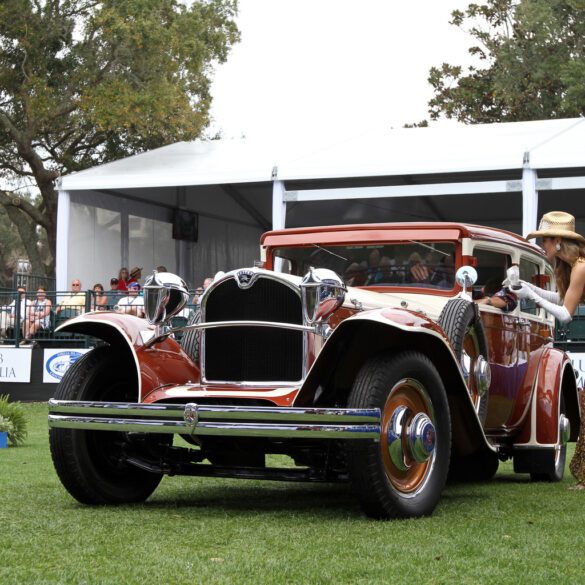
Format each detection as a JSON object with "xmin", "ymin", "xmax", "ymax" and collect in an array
[{"xmin": 564, "ymin": 263, "xmax": 585, "ymax": 316}]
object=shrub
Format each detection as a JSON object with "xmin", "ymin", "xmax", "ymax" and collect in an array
[
  {"xmin": 0, "ymin": 414, "xmax": 14, "ymax": 434},
  {"xmin": 0, "ymin": 395, "xmax": 28, "ymax": 446}
]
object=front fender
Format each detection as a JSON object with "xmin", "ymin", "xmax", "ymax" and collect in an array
[
  {"xmin": 296, "ymin": 308, "xmax": 494, "ymax": 456},
  {"xmin": 56, "ymin": 312, "xmax": 199, "ymax": 401}
]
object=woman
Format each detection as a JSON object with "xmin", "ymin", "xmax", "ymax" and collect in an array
[
  {"xmin": 24, "ymin": 287, "xmax": 52, "ymax": 342},
  {"xmin": 117, "ymin": 267, "xmax": 130, "ymax": 291},
  {"xmin": 517, "ymin": 211, "xmax": 585, "ymax": 488},
  {"xmin": 92, "ymin": 283, "xmax": 108, "ymax": 311}
]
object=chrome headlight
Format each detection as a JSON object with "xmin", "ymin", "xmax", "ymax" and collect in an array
[
  {"xmin": 301, "ymin": 268, "xmax": 346, "ymax": 325},
  {"xmin": 143, "ymin": 271, "xmax": 189, "ymax": 326}
]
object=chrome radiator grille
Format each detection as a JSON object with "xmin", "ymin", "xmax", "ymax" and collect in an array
[{"xmin": 203, "ymin": 276, "xmax": 303, "ymax": 382}]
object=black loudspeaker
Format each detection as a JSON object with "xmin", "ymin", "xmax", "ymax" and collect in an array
[{"xmin": 172, "ymin": 209, "xmax": 199, "ymax": 242}]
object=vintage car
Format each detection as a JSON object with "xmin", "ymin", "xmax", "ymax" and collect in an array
[{"xmin": 48, "ymin": 222, "xmax": 581, "ymax": 519}]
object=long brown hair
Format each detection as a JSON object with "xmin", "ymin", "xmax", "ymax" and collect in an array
[{"xmin": 555, "ymin": 239, "xmax": 585, "ymax": 298}]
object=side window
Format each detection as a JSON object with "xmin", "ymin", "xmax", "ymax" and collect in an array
[
  {"xmin": 473, "ymin": 249, "xmax": 511, "ymax": 296},
  {"xmin": 519, "ymin": 258, "xmax": 540, "ymax": 315}
]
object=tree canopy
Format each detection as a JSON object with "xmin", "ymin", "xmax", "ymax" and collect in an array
[
  {"xmin": 0, "ymin": 0, "xmax": 240, "ymax": 276},
  {"xmin": 428, "ymin": 0, "xmax": 585, "ymax": 124}
]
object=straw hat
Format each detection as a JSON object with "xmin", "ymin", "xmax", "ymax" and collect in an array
[
  {"xmin": 130, "ymin": 266, "xmax": 143, "ymax": 277},
  {"xmin": 526, "ymin": 211, "xmax": 585, "ymax": 243}
]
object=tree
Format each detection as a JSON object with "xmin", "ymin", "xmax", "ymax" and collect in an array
[
  {"xmin": 428, "ymin": 0, "xmax": 585, "ymax": 123},
  {"xmin": 0, "ymin": 0, "xmax": 240, "ymax": 277}
]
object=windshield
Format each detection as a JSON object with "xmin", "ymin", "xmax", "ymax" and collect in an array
[{"xmin": 273, "ymin": 242, "xmax": 456, "ymax": 289}]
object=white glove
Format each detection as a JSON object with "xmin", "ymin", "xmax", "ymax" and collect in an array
[
  {"xmin": 513, "ymin": 283, "xmax": 536, "ymax": 300},
  {"xmin": 516, "ymin": 284, "xmax": 572, "ymax": 323},
  {"xmin": 521, "ymin": 280, "xmax": 561, "ymax": 304}
]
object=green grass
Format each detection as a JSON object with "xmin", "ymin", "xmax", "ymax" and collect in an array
[{"xmin": 1, "ymin": 404, "xmax": 583, "ymax": 585}]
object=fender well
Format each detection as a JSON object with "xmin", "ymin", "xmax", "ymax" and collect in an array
[
  {"xmin": 297, "ymin": 318, "xmax": 492, "ymax": 456},
  {"xmin": 562, "ymin": 362, "xmax": 580, "ymax": 442}
]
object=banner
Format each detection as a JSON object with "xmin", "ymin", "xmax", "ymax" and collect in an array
[
  {"xmin": 43, "ymin": 348, "xmax": 91, "ymax": 383},
  {"xmin": 567, "ymin": 352, "xmax": 585, "ymax": 390},
  {"xmin": 0, "ymin": 348, "xmax": 33, "ymax": 383}
]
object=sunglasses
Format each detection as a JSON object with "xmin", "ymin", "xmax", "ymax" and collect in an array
[{"xmin": 72, "ymin": 283, "xmax": 81, "ymax": 287}]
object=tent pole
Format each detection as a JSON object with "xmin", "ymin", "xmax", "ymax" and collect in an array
[
  {"xmin": 56, "ymin": 189, "xmax": 70, "ymax": 291},
  {"xmin": 522, "ymin": 154, "xmax": 538, "ymax": 238},
  {"xmin": 272, "ymin": 178, "xmax": 286, "ymax": 230}
]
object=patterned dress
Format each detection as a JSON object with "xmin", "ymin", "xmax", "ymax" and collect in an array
[
  {"xmin": 570, "ymin": 388, "xmax": 585, "ymax": 484},
  {"xmin": 569, "ymin": 257, "xmax": 585, "ymax": 485}
]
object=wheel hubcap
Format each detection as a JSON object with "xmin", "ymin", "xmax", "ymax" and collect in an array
[{"xmin": 382, "ymin": 378, "xmax": 437, "ymax": 494}]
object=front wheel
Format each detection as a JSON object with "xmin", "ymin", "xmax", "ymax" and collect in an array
[
  {"xmin": 49, "ymin": 346, "xmax": 167, "ymax": 504},
  {"xmin": 346, "ymin": 351, "xmax": 451, "ymax": 519}
]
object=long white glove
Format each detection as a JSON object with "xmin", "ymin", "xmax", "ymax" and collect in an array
[
  {"xmin": 514, "ymin": 283, "xmax": 571, "ymax": 323},
  {"xmin": 521, "ymin": 280, "xmax": 561, "ymax": 304}
]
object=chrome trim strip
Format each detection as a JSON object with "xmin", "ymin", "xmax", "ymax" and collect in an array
[
  {"xmin": 185, "ymin": 320, "xmax": 313, "ymax": 332},
  {"xmin": 48, "ymin": 416, "xmax": 380, "ymax": 440},
  {"xmin": 48, "ymin": 399, "xmax": 380, "ymax": 423}
]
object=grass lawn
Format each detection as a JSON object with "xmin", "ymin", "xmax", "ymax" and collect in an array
[{"xmin": 0, "ymin": 403, "xmax": 583, "ymax": 585}]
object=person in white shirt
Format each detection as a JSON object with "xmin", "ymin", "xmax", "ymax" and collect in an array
[{"xmin": 116, "ymin": 282, "xmax": 145, "ymax": 318}]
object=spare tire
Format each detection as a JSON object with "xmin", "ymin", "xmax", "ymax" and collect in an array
[
  {"xmin": 438, "ymin": 298, "xmax": 490, "ymax": 425},
  {"xmin": 180, "ymin": 308, "xmax": 201, "ymax": 364}
]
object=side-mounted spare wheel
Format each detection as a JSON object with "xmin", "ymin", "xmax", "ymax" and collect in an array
[
  {"xmin": 438, "ymin": 298, "xmax": 490, "ymax": 425},
  {"xmin": 49, "ymin": 346, "xmax": 168, "ymax": 504},
  {"xmin": 346, "ymin": 351, "xmax": 451, "ymax": 519}
]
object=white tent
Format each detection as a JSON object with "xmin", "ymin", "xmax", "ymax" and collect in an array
[{"xmin": 57, "ymin": 117, "xmax": 585, "ymax": 290}]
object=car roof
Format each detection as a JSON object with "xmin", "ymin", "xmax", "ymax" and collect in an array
[{"xmin": 261, "ymin": 222, "xmax": 545, "ymax": 256}]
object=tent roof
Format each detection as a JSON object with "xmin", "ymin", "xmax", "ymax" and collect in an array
[{"xmin": 59, "ymin": 117, "xmax": 585, "ymax": 191}]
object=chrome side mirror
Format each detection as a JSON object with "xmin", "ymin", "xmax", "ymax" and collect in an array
[
  {"xmin": 455, "ymin": 266, "xmax": 477, "ymax": 300},
  {"xmin": 143, "ymin": 271, "xmax": 189, "ymax": 326},
  {"xmin": 301, "ymin": 268, "xmax": 346, "ymax": 326}
]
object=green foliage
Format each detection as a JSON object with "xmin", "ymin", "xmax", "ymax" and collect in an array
[
  {"xmin": 429, "ymin": 0, "xmax": 585, "ymax": 123},
  {"xmin": 0, "ymin": 0, "xmax": 240, "ymax": 275},
  {"xmin": 0, "ymin": 395, "xmax": 28, "ymax": 445}
]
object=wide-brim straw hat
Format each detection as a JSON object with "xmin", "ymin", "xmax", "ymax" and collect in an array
[
  {"xmin": 130, "ymin": 266, "xmax": 143, "ymax": 277},
  {"xmin": 526, "ymin": 211, "xmax": 585, "ymax": 243}
]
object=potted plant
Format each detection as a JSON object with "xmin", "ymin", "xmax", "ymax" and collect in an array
[
  {"xmin": 0, "ymin": 415, "xmax": 14, "ymax": 449},
  {"xmin": 0, "ymin": 395, "xmax": 27, "ymax": 447}
]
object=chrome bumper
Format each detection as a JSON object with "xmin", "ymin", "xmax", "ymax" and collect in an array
[{"xmin": 48, "ymin": 399, "xmax": 381, "ymax": 440}]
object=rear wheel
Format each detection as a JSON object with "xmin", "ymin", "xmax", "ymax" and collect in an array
[
  {"xmin": 530, "ymin": 394, "xmax": 568, "ymax": 482},
  {"xmin": 346, "ymin": 351, "xmax": 451, "ymax": 519},
  {"xmin": 49, "ymin": 346, "xmax": 166, "ymax": 504}
]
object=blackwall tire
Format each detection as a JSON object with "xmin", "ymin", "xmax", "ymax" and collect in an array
[
  {"xmin": 346, "ymin": 351, "xmax": 451, "ymax": 519},
  {"xmin": 180, "ymin": 309, "xmax": 201, "ymax": 364},
  {"xmin": 49, "ymin": 346, "xmax": 165, "ymax": 505},
  {"xmin": 438, "ymin": 298, "xmax": 489, "ymax": 425}
]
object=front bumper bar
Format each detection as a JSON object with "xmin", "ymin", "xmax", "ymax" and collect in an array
[{"xmin": 48, "ymin": 399, "xmax": 382, "ymax": 440}]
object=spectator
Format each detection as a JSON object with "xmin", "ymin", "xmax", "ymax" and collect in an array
[
  {"xmin": 56, "ymin": 279, "xmax": 86, "ymax": 317},
  {"xmin": 8, "ymin": 286, "xmax": 32, "ymax": 342},
  {"xmin": 105, "ymin": 278, "xmax": 121, "ymax": 309},
  {"xmin": 118, "ymin": 267, "xmax": 130, "ymax": 291},
  {"xmin": 365, "ymin": 249, "xmax": 381, "ymax": 284},
  {"xmin": 344, "ymin": 262, "xmax": 367, "ymax": 286},
  {"xmin": 408, "ymin": 252, "xmax": 430, "ymax": 283},
  {"xmin": 23, "ymin": 287, "xmax": 52, "ymax": 344},
  {"xmin": 192, "ymin": 277, "xmax": 213, "ymax": 306},
  {"xmin": 156, "ymin": 265, "xmax": 168, "ymax": 272},
  {"xmin": 128, "ymin": 266, "xmax": 143, "ymax": 287},
  {"xmin": 476, "ymin": 278, "xmax": 518, "ymax": 312},
  {"xmin": 116, "ymin": 282, "xmax": 145, "ymax": 317},
  {"xmin": 92, "ymin": 283, "xmax": 108, "ymax": 311},
  {"xmin": 203, "ymin": 277, "xmax": 213, "ymax": 290}
]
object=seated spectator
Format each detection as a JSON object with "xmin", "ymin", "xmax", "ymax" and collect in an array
[
  {"xmin": 344, "ymin": 262, "xmax": 368, "ymax": 286},
  {"xmin": 408, "ymin": 252, "xmax": 431, "ymax": 283},
  {"xmin": 156, "ymin": 265, "xmax": 168, "ymax": 272},
  {"xmin": 430, "ymin": 254, "xmax": 455, "ymax": 289},
  {"xmin": 92, "ymin": 283, "xmax": 108, "ymax": 311},
  {"xmin": 56, "ymin": 279, "xmax": 86, "ymax": 318},
  {"xmin": 116, "ymin": 282, "xmax": 145, "ymax": 318},
  {"xmin": 117, "ymin": 267, "xmax": 130, "ymax": 291},
  {"xmin": 128, "ymin": 266, "xmax": 143, "ymax": 287},
  {"xmin": 8, "ymin": 286, "xmax": 32, "ymax": 342},
  {"xmin": 105, "ymin": 278, "xmax": 121, "ymax": 309},
  {"xmin": 367, "ymin": 255, "xmax": 397, "ymax": 285},
  {"xmin": 22, "ymin": 287, "xmax": 53, "ymax": 343},
  {"xmin": 475, "ymin": 278, "xmax": 518, "ymax": 312}
]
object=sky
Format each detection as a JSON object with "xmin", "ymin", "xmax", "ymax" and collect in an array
[{"xmin": 209, "ymin": 0, "xmax": 477, "ymax": 142}]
